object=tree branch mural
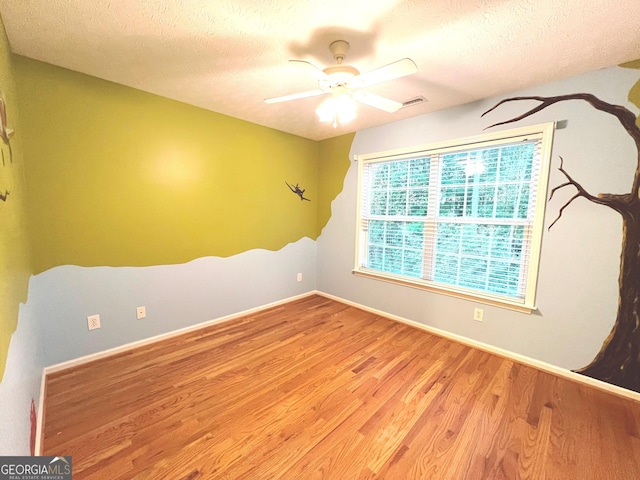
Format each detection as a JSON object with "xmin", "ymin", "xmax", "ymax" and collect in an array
[{"xmin": 482, "ymin": 92, "xmax": 640, "ymax": 393}]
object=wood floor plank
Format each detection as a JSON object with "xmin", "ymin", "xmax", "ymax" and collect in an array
[{"xmin": 43, "ymin": 295, "xmax": 640, "ymax": 479}]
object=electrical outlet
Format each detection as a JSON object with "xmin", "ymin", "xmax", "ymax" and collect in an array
[
  {"xmin": 136, "ymin": 306, "xmax": 146, "ymax": 320},
  {"xmin": 87, "ymin": 314, "xmax": 101, "ymax": 330},
  {"xmin": 297, "ymin": 273, "xmax": 302, "ymax": 282},
  {"xmin": 473, "ymin": 308, "xmax": 484, "ymax": 322}
]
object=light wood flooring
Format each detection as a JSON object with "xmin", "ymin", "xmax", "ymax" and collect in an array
[{"xmin": 42, "ymin": 294, "xmax": 640, "ymax": 479}]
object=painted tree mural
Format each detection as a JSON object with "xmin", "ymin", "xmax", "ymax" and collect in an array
[{"xmin": 481, "ymin": 64, "xmax": 640, "ymax": 393}]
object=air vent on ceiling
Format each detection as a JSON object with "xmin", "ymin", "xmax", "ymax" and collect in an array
[{"xmin": 401, "ymin": 96, "xmax": 427, "ymax": 108}]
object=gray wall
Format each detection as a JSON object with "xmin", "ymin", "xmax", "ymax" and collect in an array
[{"xmin": 317, "ymin": 65, "xmax": 638, "ymax": 371}]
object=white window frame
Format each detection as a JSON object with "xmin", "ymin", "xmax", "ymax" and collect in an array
[{"xmin": 353, "ymin": 122, "xmax": 555, "ymax": 313}]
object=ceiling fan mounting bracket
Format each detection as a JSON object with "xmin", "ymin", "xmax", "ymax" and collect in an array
[
  {"xmin": 321, "ymin": 41, "xmax": 361, "ymax": 90},
  {"xmin": 329, "ymin": 40, "xmax": 350, "ymax": 64}
]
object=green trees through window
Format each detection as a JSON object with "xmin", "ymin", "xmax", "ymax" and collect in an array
[{"xmin": 356, "ymin": 123, "xmax": 554, "ymax": 309}]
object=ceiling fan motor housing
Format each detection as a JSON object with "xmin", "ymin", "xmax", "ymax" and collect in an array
[{"xmin": 320, "ymin": 64, "xmax": 362, "ymax": 90}]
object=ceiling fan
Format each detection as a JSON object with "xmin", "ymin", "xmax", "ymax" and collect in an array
[{"xmin": 265, "ymin": 40, "xmax": 418, "ymax": 126}]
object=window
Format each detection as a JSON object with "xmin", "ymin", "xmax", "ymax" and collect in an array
[{"xmin": 354, "ymin": 123, "xmax": 555, "ymax": 312}]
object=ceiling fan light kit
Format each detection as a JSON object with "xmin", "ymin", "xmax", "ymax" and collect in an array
[
  {"xmin": 265, "ymin": 40, "xmax": 418, "ymax": 127},
  {"xmin": 316, "ymin": 90, "xmax": 357, "ymax": 128}
]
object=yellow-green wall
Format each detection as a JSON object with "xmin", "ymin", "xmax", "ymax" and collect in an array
[
  {"xmin": 0, "ymin": 29, "xmax": 31, "ymax": 380},
  {"xmin": 16, "ymin": 57, "xmax": 352, "ymax": 273},
  {"xmin": 621, "ymin": 59, "xmax": 640, "ymax": 127},
  {"xmin": 2, "ymin": 50, "xmax": 353, "ymax": 379}
]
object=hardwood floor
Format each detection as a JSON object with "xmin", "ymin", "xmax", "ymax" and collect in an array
[{"xmin": 42, "ymin": 295, "xmax": 640, "ymax": 479}]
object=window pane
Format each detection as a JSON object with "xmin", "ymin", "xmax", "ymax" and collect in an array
[
  {"xmin": 439, "ymin": 186, "xmax": 465, "ymax": 217},
  {"xmin": 389, "ymin": 190, "xmax": 407, "ymax": 215},
  {"xmin": 368, "ymin": 244, "xmax": 384, "ymax": 270},
  {"xmin": 404, "ymin": 249, "xmax": 423, "ymax": 277},
  {"xmin": 408, "ymin": 188, "xmax": 428, "ymax": 216},
  {"xmin": 385, "ymin": 247, "xmax": 403, "ymax": 273},
  {"xmin": 386, "ymin": 221, "xmax": 403, "ymax": 246},
  {"xmin": 461, "ymin": 224, "xmax": 490, "ymax": 256},
  {"xmin": 434, "ymin": 253, "xmax": 459, "ymax": 284},
  {"xmin": 440, "ymin": 153, "xmax": 467, "ymax": 185},
  {"xmin": 409, "ymin": 158, "xmax": 430, "ymax": 186},
  {"xmin": 405, "ymin": 222, "xmax": 424, "ymax": 249},
  {"xmin": 433, "ymin": 222, "xmax": 525, "ymax": 295},
  {"xmin": 371, "ymin": 163, "xmax": 389, "ymax": 188},
  {"xmin": 465, "ymin": 185, "xmax": 496, "ymax": 218},
  {"xmin": 517, "ymin": 184, "xmax": 530, "ymax": 218},
  {"xmin": 512, "ymin": 226, "xmax": 524, "ymax": 257},
  {"xmin": 479, "ymin": 149, "xmax": 498, "ymax": 183},
  {"xmin": 390, "ymin": 161, "xmax": 409, "ymax": 188},
  {"xmin": 459, "ymin": 257, "xmax": 488, "ymax": 290},
  {"xmin": 465, "ymin": 151, "xmax": 490, "ymax": 183},
  {"xmin": 500, "ymin": 144, "xmax": 533, "ymax": 182},
  {"xmin": 369, "ymin": 220, "xmax": 385, "ymax": 244},
  {"xmin": 370, "ymin": 190, "xmax": 388, "ymax": 215},
  {"xmin": 365, "ymin": 220, "xmax": 424, "ymax": 277},
  {"xmin": 496, "ymin": 185, "xmax": 519, "ymax": 218},
  {"xmin": 488, "ymin": 260, "xmax": 521, "ymax": 296},
  {"xmin": 436, "ymin": 223, "xmax": 461, "ymax": 253},
  {"xmin": 492, "ymin": 225, "xmax": 514, "ymax": 258}
]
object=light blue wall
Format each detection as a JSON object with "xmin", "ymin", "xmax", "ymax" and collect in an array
[
  {"xmin": 3, "ymin": 235, "xmax": 315, "ymax": 454},
  {"xmin": 0, "ymin": 305, "xmax": 44, "ymax": 455},
  {"xmin": 317, "ymin": 65, "xmax": 638, "ymax": 371},
  {"xmin": 24, "ymin": 238, "xmax": 316, "ymax": 367}
]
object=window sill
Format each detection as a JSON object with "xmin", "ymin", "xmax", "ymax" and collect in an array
[{"xmin": 352, "ymin": 269, "xmax": 535, "ymax": 314}]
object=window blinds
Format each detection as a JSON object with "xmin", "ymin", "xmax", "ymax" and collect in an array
[{"xmin": 356, "ymin": 124, "xmax": 553, "ymax": 310}]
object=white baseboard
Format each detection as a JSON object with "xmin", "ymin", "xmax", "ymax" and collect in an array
[
  {"xmin": 36, "ymin": 288, "xmax": 640, "ymax": 454},
  {"xmin": 36, "ymin": 290, "xmax": 318, "ymax": 454},
  {"xmin": 42, "ymin": 291, "xmax": 317, "ymax": 375},
  {"xmin": 34, "ymin": 369, "xmax": 46, "ymax": 456},
  {"xmin": 316, "ymin": 291, "xmax": 640, "ymax": 403}
]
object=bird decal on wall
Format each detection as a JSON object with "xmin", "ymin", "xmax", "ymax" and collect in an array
[{"xmin": 286, "ymin": 181, "xmax": 310, "ymax": 201}]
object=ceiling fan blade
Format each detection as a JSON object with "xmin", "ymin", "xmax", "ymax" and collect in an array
[
  {"xmin": 289, "ymin": 60, "xmax": 329, "ymax": 81},
  {"xmin": 358, "ymin": 58, "xmax": 417, "ymax": 87},
  {"xmin": 353, "ymin": 90, "xmax": 403, "ymax": 113},
  {"xmin": 264, "ymin": 89, "xmax": 327, "ymax": 104}
]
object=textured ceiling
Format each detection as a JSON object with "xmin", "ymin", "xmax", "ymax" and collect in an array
[{"xmin": 1, "ymin": 0, "xmax": 640, "ymax": 141}]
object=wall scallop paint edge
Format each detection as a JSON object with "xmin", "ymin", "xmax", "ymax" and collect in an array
[
  {"xmin": 23, "ymin": 236, "xmax": 317, "ymax": 368},
  {"xmin": 5, "ymin": 237, "xmax": 315, "ymax": 454}
]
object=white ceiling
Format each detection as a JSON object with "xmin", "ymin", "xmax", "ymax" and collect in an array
[{"xmin": 1, "ymin": 0, "xmax": 639, "ymax": 141}]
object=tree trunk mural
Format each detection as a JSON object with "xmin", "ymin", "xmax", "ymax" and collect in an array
[{"xmin": 482, "ymin": 93, "xmax": 640, "ymax": 393}]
